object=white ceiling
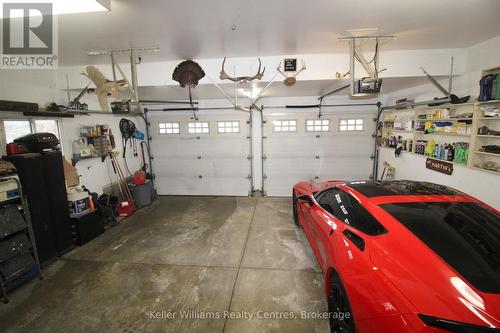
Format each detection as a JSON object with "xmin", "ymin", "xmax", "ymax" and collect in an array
[{"xmin": 56, "ymin": 0, "xmax": 500, "ymax": 65}]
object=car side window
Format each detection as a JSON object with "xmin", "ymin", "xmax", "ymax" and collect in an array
[
  {"xmin": 316, "ymin": 188, "xmax": 387, "ymax": 236},
  {"xmin": 316, "ymin": 188, "xmax": 344, "ymax": 217}
]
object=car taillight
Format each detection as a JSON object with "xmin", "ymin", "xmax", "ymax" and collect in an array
[{"xmin": 418, "ymin": 314, "xmax": 499, "ymax": 333}]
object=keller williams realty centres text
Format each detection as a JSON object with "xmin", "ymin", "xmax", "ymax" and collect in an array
[{"xmin": 146, "ymin": 310, "xmax": 351, "ymax": 320}]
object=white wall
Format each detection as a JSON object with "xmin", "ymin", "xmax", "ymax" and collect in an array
[
  {"xmin": 380, "ymin": 35, "xmax": 500, "ymax": 209},
  {"xmin": 59, "ymin": 113, "xmax": 145, "ymax": 193},
  {"xmin": 0, "ymin": 69, "xmax": 58, "ymax": 105}
]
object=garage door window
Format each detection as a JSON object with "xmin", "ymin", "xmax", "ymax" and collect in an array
[
  {"xmin": 188, "ymin": 121, "xmax": 209, "ymax": 134},
  {"xmin": 306, "ymin": 119, "xmax": 329, "ymax": 132},
  {"xmin": 217, "ymin": 121, "xmax": 240, "ymax": 133},
  {"xmin": 273, "ymin": 120, "xmax": 297, "ymax": 132},
  {"xmin": 158, "ymin": 122, "xmax": 180, "ymax": 134},
  {"xmin": 339, "ymin": 119, "xmax": 364, "ymax": 132}
]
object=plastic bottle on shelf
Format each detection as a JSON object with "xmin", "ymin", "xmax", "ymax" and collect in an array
[
  {"xmin": 449, "ymin": 144, "xmax": 455, "ymax": 161},
  {"xmin": 72, "ymin": 139, "xmax": 81, "ymax": 159}
]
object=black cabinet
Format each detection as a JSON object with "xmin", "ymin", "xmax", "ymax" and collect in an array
[
  {"xmin": 71, "ymin": 210, "xmax": 104, "ymax": 246},
  {"xmin": 42, "ymin": 152, "xmax": 73, "ymax": 254},
  {"xmin": 5, "ymin": 152, "xmax": 73, "ymax": 265}
]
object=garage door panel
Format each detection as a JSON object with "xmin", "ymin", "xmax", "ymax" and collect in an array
[
  {"xmin": 263, "ymin": 110, "xmax": 376, "ymax": 196},
  {"xmin": 155, "ymin": 176, "xmax": 249, "ymax": 196},
  {"xmin": 150, "ymin": 111, "xmax": 250, "ymax": 196}
]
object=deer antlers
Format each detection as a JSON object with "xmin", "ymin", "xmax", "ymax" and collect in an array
[{"xmin": 220, "ymin": 57, "xmax": 265, "ymax": 82}]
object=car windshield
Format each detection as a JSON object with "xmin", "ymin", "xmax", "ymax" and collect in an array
[{"xmin": 380, "ymin": 202, "xmax": 500, "ymax": 294}]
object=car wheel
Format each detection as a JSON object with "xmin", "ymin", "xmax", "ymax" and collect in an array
[
  {"xmin": 292, "ymin": 190, "xmax": 299, "ymax": 226},
  {"xmin": 328, "ymin": 271, "xmax": 356, "ymax": 333}
]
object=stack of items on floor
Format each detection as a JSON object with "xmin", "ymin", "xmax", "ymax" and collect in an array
[
  {"xmin": 63, "ymin": 161, "xmax": 106, "ymax": 246},
  {"xmin": 3, "ymin": 132, "xmax": 105, "ymax": 262}
]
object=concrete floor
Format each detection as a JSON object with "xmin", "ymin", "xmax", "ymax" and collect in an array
[{"xmin": 0, "ymin": 196, "xmax": 329, "ymax": 333}]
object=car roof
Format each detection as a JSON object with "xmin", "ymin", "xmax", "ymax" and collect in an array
[{"xmin": 343, "ymin": 180, "xmax": 463, "ymax": 198}]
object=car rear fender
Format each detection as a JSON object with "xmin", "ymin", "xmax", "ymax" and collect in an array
[{"xmin": 324, "ymin": 230, "xmax": 417, "ymax": 321}]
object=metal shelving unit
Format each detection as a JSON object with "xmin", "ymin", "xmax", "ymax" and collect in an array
[{"xmin": 0, "ymin": 175, "xmax": 42, "ymax": 304}]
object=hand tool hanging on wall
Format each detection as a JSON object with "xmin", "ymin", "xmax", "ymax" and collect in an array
[
  {"xmin": 108, "ymin": 129, "xmax": 116, "ymax": 149},
  {"xmin": 119, "ymin": 118, "xmax": 136, "ymax": 158},
  {"xmin": 140, "ymin": 141, "xmax": 149, "ymax": 173}
]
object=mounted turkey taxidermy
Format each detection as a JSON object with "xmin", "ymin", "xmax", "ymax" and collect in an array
[
  {"xmin": 172, "ymin": 60, "xmax": 205, "ymax": 119},
  {"xmin": 172, "ymin": 60, "xmax": 205, "ymax": 87}
]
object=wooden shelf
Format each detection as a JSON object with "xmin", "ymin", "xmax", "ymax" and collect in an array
[
  {"xmin": 378, "ymin": 147, "xmax": 469, "ymax": 167},
  {"xmin": 475, "ymin": 151, "xmax": 500, "ymax": 157},
  {"xmin": 390, "ymin": 129, "xmax": 414, "ymax": 133},
  {"xmin": 414, "ymin": 131, "xmax": 470, "ymax": 137},
  {"xmin": 23, "ymin": 111, "xmax": 75, "ymax": 118},
  {"xmin": 378, "ymin": 146, "xmax": 500, "ymax": 176},
  {"xmin": 381, "ymin": 100, "xmax": 500, "ymax": 177},
  {"xmin": 476, "ymin": 135, "xmax": 500, "ymax": 139},
  {"xmin": 409, "ymin": 152, "xmax": 468, "ymax": 167},
  {"xmin": 476, "ymin": 100, "xmax": 500, "ymax": 106},
  {"xmin": 71, "ymin": 155, "xmax": 106, "ymax": 166},
  {"xmin": 414, "ymin": 117, "xmax": 473, "ymax": 122},
  {"xmin": 384, "ymin": 102, "xmax": 476, "ymax": 113},
  {"xmin": 477, "ymin": 117, "xmax": 500, "ymax": 121}
]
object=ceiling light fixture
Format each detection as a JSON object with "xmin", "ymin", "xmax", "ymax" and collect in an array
[{"xmin": 0, "ymin": 0, "xmax": 111, "ymax": 18}]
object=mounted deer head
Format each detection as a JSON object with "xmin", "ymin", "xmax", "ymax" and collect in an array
[{"xmin": 220, "ymin": 57, "xmax": 265, "ymax": 82}]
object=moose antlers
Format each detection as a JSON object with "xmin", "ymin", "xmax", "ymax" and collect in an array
[{"xmin": 220, "ymin": 57, "xmax": 265, "ymax": 82}]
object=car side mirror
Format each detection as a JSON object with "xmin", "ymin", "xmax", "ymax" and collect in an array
[{"xmin": 297, "ymin": 194, "xmax": 314, "ymax": 206}]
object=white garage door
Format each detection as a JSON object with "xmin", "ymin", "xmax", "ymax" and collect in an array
[
  {"xmin": 149, "ymin": 110, "xmax": 251, "ymax": 196},
  {"xmin": 263, "ymin": 109, "xmax": 376, "ymax": 196}
]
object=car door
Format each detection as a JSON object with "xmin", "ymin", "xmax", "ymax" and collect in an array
[
  {"xmin": 297, "ymin": 195, "xmax": 322, "ymax": 260},
  {"xmin": 310, "ymin": 188, "xmax": 345, "ymax": 269},
  {"xmin": 313, "ymin": 187, "xmax": 387, "ymax": 270}
]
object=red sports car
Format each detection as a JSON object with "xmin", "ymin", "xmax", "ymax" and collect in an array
[{"xmin": 292, "ymin": 180, "xmax": 500, "ymax": 333}]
